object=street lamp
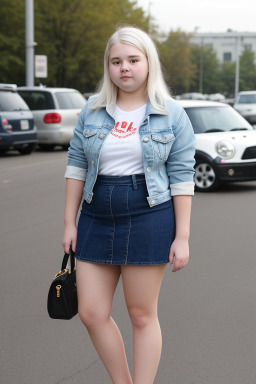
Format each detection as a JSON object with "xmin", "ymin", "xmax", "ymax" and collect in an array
[
  {"xmin": 25, "ymin": 0, "xmax": 34, "ymax": 86},
  {"xmin": 234, "ymin": 35, "xmax": 240, "ymax": 99}
]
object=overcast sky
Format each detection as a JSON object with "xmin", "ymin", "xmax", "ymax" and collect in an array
[{"xmin": 136, "ymin": 0, "xmax": 256, "ymax": 33}]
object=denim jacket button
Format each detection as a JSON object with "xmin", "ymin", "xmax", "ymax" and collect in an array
[
  {"xmin": 143, "ymin": 136, "xmax": 149, "ymax": 142},
  {"xmin": 99, "ymin": 133, "xmax": 105, "ymax": 139},
  {"xmin": 151, "ymin": 200, "xmax": 156, "ymax": 205},
  {"xmin": 147, "ymin": 167, "xmax": 151, "ymax": 172},
  {"xmin": 91, "ymin": 160, "xmax": 94, "ymax": 165}
]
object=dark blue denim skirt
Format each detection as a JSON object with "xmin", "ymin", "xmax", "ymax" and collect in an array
[{"xmin": 75, "ymin": 174, "xmax": 175, "ymax": 265}]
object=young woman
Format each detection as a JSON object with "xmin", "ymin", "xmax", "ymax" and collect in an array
[{"xmin": 62, "ymin": 26, "xmax": 196, "ymax": 384}]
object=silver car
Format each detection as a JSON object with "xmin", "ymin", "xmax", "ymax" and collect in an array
[
  {"xmin": 18, "ymin": 86, "xmax": 86, "ymax": 150},
  {"xmin": 233, "ymin": 91, "xmax": 256, "ymax": 127}
]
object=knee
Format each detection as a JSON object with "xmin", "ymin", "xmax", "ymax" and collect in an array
[
  {"xmin": 128, "ymin": 307, "xmax": 154, "ymax": 329},
  {"xmin": 78, "ymin": 306, "xmax": 110, "ymax": 329}
]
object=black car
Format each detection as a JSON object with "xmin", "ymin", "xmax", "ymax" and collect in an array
[{"xmin": 0, "ymin": 84, "xmax": 37, "ymax": 155}]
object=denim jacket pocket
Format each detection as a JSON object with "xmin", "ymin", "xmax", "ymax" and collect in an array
[
  {"xmin": 151, "ymin": 132, "xmax": 174, "ymax": 160},
  {"xmin": 83, "ymin": 128, "xmax": 100, "ymax": 155},
  {"xmin": 83, "ymin": 128, "xmax": 99, "ymax": 138}
]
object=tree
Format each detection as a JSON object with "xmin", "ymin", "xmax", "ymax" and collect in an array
[
  {"xmin": 190, "ymin": 45, "xmax": 220, "ymax": 94},
  {"xmin": 0, "ymin": 0, "xmax": 148, "ymax": 87},
  {"xmin": 158, "ymin": 30, "xmax": 195, "ymax": 95},
  {"xmin": 219, "ymin": 61, "xmax": 236, "ymax": 97},
  {"xmin": 239, "ymin": 48, "xmax": 256, "ymax": 91},
  {"xmin": 218, "ymin": 49, "xmax": 256, "ymax": 97},
  {"xmin": 0, "ymin": 0, "xmax": 25, "ymax": 85},
  {"xmin": 34, "ymin": 0, "xmax": 148, "ymax": 91}
]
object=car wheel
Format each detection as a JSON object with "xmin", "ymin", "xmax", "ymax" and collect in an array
[
  {"xmin": 39, "ymin": 144, "xmax": 56, "ymax": 151},
  {"xmin": 195, "ymin": 161, "xmax": 220, "ymax": 192},
  {"xmin": 18, "ymin": 144, "xmax": 36, "ymax": 155}
]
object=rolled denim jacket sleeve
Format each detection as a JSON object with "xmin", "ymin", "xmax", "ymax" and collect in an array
[
  {"xmin": 64, "ymin": 104, "xmax": 88, "ymax": 181},
  {"xmin": 166, "ymin": 108, "xmax": 196, "ymax": 196}
]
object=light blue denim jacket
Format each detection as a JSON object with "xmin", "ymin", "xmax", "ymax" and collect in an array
[{"xmin": 65, "ymin": 96, "xmax": 196, "ymax": 207}]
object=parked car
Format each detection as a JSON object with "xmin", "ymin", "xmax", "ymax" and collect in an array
[
  {"xmin": 178, "ymin": 100, "xmax": 256, "ymax": 191},
  {"xmin": 179, "ymin": 92, "xmax": 206, "ymax": 100},
  {"xmin": 18, "ymin": 86, "xmax": 86, "ymax": 150},
  {"xmin": 0, "ymin": 84, "xmax": 37, "ymax": 155},
  {"xmin": 206, "ymin": 93, "xmax": 225, "ymax": 102},
  {"xmin": 233, "ymin": 91, "xmax": 256, "ymax": 126}
]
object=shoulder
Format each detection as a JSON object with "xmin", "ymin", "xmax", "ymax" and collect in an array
[
  {"xmin": 161, "ymin": 99, "xmax": 194, "ymax": 137},
  {"xmin": 165, "ymin": 98, "xmax": 183, "ymax": 115},
  {"xmin": 78, "ymin": 94, "xmax": 112, "ymax": 127},
  {"xmin": 87, "ymin": 94, "xmax": 99, "ymax": 105},
  {"xmin": 79, "ymin": 94, "xmax": 101, "ymax": 120},
  {"xmin": 165, "ymin": 99, "xmax": 190, "ymax": 125}
]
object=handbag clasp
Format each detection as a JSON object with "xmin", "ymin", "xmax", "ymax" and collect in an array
[
  {"xmin": 56, "ymin": 285, "xmax": 61, "ymax": 298},
  {"xmin": 54, "ymin": 268, "xmax": 69, "ymax": 279}
]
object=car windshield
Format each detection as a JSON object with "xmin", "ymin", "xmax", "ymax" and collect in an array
[
  {"xmin": 184, "ymin": 106, "xmax": 252, "ymax": 134},
  {"xmin": 55, "ymin": 91, "xmax": 86, "ymax": 109},
  {"xmin": 237, "ymin": 94, "xmax": 256, "ymax": 104},
  {"xmin": 18, "ymin": 91, "xmax": 55, "ymax": 110},
  {"xmin": 0, "ymin": 91, "xmax": 30, "ymax": 111}
]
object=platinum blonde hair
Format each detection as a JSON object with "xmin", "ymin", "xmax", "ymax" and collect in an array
[{"xmin": 92, "ymin": 26, "xmax": 171, "ymax": 112}]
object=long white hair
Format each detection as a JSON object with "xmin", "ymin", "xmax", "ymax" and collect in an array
[{"xmin": 92, "ymin": 26, "xmax": 171, "ymax": 112}]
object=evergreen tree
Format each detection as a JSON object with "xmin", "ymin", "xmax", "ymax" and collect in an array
[
  {"xmin": 190, "ymin": 45, "xmax": 220, "ymax": 95},
  {"xmin": 159, "ymin": 29, "xmax": 195, "ymax": 95},
  {"xmin": 239, "ymin": 48, "xmax": 256, "ymax": 91}
]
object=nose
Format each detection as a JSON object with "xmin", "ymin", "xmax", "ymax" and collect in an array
[{"xmin": 121, "ymin": 62, "xmax": 129, "ymax": 72}]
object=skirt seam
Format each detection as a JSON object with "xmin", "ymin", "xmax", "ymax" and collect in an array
[
  {"xmin": 124, "ymin": 186, "xmax": 131, "ymax": 265},
  {"xmin": 109, "ymin": 186, "xmax": 115, "ymax": 264},
  {"xmin": 78, "ymin": 202, "xmax": 95, "ymax": 259}
]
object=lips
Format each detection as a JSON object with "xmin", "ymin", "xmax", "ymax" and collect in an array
[{"xmin": 121, "ymin": 76, "xmax": 131, "ymax": 80}]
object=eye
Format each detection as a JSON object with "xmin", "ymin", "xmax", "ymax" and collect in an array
[
  {"xmin": 112, "ymin": 60, "xmax": 120, "ymax": 65},
  {"xmin": 130, "ymin": 59, "xmax": 138, "ymax": 64}
]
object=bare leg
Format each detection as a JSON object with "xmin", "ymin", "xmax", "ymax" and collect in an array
[
  {"xmin": 121, "ymin": 264, "xmax": 166, "ymax": 384},
  {"xmin": 76, "ymin": 261, "xmax": 132, "ymax": 384}
]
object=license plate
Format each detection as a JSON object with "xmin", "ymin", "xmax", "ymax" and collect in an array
[{"xmin": 21, "ymin": 120, "xmax": 29, "ymax": 130}]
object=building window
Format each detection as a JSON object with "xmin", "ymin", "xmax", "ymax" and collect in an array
[
  {"xmin": 244, "ymin": 44, "xmax": 252, "ymax": 51},
  {"xmin": 223, "ymin": 52, "xmax": 232, "ymax": 62}
]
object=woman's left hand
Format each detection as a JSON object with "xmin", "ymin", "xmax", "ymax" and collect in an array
[{"xmin": 169, "ymin": 238, "xmax": 189, "ymax": 272}]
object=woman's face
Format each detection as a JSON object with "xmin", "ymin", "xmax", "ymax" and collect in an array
[{"xmin": 108, "ymin": 42, "xmax": 149, "ymax": 96}]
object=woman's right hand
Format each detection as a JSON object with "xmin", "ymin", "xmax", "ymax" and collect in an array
[{"xmin": 62, "ymin": 223, "xmax": 77, "ymax": 254}]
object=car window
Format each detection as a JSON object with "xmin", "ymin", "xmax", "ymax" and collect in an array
[
  {"xmin": 237, "ymin": 94, "xmax": 256, "ymax": 104},
  {"xmin": 0, "ymin": 91, "xmax": 30, "ymax": 111},
  {"xmin": 185, "ymin": 106, "xmax": 252, "ymax": 134},
  {"xmin": 55, "ymin": 91, "xmax": 86, "ymax": 109},
  {"xmin": 18, "ymin": 91, "xmax": 55, "ymax": 110}
]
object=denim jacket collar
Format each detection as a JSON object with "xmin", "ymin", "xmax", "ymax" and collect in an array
[{"xmin": 105, "ymin": 98, "xmax": 166, "ymax": 120}]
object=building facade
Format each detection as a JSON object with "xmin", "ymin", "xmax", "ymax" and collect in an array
[{"xmin": 190, "ymin": 32, "xmax": 256, "ymax": 64}]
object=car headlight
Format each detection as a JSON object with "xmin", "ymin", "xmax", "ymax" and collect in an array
[{"xmin": 216, "ymin": 140, "xmax": 235, "ymax": 159}]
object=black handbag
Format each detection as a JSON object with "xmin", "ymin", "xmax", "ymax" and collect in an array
[{"xmin": 47, "ymin": 248, "xmax": 78, "ymax": 320}]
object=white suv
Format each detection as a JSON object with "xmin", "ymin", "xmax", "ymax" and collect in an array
[
  {"xmin": 179, "ymin": 100, "xmax": 256, "ymax": 191},
  {"xmin": 233, "ymin": 91, "xmax": 256, "ymax": 127}
]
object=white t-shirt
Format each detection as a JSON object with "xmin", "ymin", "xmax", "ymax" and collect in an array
[{"xmin": 98, "ymin": 104, "xmax": 146, "ymax": 175}]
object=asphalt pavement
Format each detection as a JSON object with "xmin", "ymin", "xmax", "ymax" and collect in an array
[{"xmin": 0, "ymin": 150, "xmax": 256, "ymax": 384}]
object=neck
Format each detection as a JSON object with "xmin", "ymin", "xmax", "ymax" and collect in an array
[{"xmin": 117, "ymin": 89, "xmax": 147, "ymax": 111}]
